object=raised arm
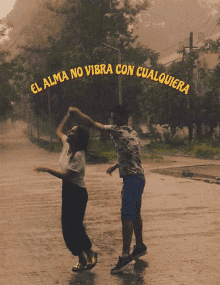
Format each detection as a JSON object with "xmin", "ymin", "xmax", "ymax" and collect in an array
[
  {"xmin": 56, "ymin": 112, "xmax": 70, "ymax": 141},
  {"xmin": 68, "ymin": 107, "xmax": 105, "ymax": 131}
]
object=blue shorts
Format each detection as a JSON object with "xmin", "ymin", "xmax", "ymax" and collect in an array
[{"xmin": 121, "ymin": 174, "xmax": 145, "ymax": 221}]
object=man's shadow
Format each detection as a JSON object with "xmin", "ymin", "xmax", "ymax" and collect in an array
[
  {"xmin": 69, "ymin": 271, "xmax": 96, "ymax": 285},
  {"xmin": 116, "ymin": 259, "xmax": 149, "ymax": 285}
]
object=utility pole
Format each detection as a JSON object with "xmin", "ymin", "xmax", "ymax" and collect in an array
[
  {"xmin": 189, "ymin": 31, "xmax": 193, "ymax": 51},
  {"xmin": 181, "ymin": 32, "xmax": 197, "ymax": 141},
  {"xmin": 185, "ymin": 32, "xmax": 199, "ymax": 141},
  {"xmin": 188, "ymin": 32, "xmax": 193, "ymax": 141}
]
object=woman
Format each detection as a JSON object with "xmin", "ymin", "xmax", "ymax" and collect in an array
[{"xmin": 35, "ymin": 109, "xmax": 97, "ymax": 272}]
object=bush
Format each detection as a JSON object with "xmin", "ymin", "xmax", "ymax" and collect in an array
[
  {"xmin": 194, "ymin": 145, "xmax": 219, "ymax": 159},
  {"xmin": 164, "ymin": 134, "xmax": 187, "ymax": 147},
  {"xmin": 204, "ymin": 136, "xmax": 220, "ymax": 148},
  {"xmin": 87, "ymin": 139, "xmax": 116, "ymax": 163}
]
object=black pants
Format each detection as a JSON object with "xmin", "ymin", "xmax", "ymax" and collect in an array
[{"xmin": 61, "ymin": 180, "xmax": 92, "ymax": 256}]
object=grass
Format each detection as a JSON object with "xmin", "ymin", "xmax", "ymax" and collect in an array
[
  {"xmin": 141, "ymin": 153, "xmax": 164, "ymax": 162},
  {"xmin": 143, "ymin": 138, "xmax": 220, "ymax": 159},
  {"xmin": 87, "ymin": 139, "xmax": 117, "ymax": 163},
  {"xmin": 28, "ymin": 131, "xmax": 220, "ymax": 162},
  {"xmin": 193, "ymin": 145, "xmax": 220, "ymax": 159},
  {"xmin": 30, "ymin": 136, "xmax": 63, "ymax": 152}
]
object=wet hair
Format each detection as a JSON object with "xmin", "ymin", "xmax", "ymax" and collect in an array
[
  {"xmin": 77, "ymin": 125, "xmax": 90, "ymax": 153},
  {"xmin": 111, "ymin": 105, "xmax": 129, "ymax": 126}
]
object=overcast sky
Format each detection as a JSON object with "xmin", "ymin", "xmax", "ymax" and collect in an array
[
  {"xmin": 1, "ymin": 0, "xmax": 220, "ymax": 59},
  {"xmin": 0, "ymin": 0, "xmax": 16, "ymax": 20},
  {"xmin": 136, "ymin": 0, "xmax": 220, "ymax": 58}
]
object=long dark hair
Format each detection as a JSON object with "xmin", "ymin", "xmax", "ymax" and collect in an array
[{"xmin": 77, "ymin": 125, "xmax": 90, "ymax": 153}]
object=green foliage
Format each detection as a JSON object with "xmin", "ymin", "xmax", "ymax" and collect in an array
[
  {"xmin": 195, "ymin": 63, "xmax": 220, "ymax": 135},
  {"xmin": 199, "ymin": 38, "xmax": 220, "ymax": 54},
  {"xmin": 163, "ymin": 133, "xmax": 187, "ymax": 147},
  {"xmin": 28, "ymin": 132, "xmax": 116, "ymax": 163},
  {"xmin": 0, "ymin": 57, "xmax": 18, "ymax": 121},
  {"xmin": 204, "ymin": 136, "xmax": 220, "ymax": 148},
  {"xmin": 141, "ymin": 153, "xmax": 163, "ymax": 161},
  {"xmin": 195, "ymin": 39, "xmax": 220, "ymax": 136},
  {"xmin": 30, "ymin": 136, "xmax": 62, "ymax": 152},
  {"xmin": 141, "ymin": 50, "xmax": 202, "ymax": 142},
  {"xmin": 193, "ymin": 145, "xmax": 219, "ymax": 159},
  {"xmin": 88, "ymin": 138, "xmax": 117, "ymax": 162},
  {"xmin": 144, "ymin": 136, "xmax": 220, "ymax": 159},
  {"xmin": 13, "ymin": 0, "xmax": 157, "ymax": 129}
]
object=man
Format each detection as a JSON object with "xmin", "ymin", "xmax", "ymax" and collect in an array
[{"xmin": 68, "ymin": 105, "xmax": 147, "ymax": 274}]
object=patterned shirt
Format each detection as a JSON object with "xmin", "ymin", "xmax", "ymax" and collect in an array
[{"xmin": 103, "ymin": 125, "xmax": 144, "ymax": 178}]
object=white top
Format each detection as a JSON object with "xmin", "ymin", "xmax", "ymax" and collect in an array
[{"xmin": 59, "ymin": 134, "xmax": 86, "ymax": 188}]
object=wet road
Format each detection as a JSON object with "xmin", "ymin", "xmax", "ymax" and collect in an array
[{"xmin": 1, "ymin": 121, "xmax": 220, "ymax": 285}]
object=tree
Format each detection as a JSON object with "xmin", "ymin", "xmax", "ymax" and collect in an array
[
  {"xmin": 197, "ymin": 30, "xmax": 220, "ymax": 138},
  {"xmin": 199, "ymin": 64, "xmax": 220, "ymax": 138},
  {"xmin": 18, "ymin": 0, "xmax": 157, "ymax": 128},
  {"xmin": 141, "ymin": 49, "xmax": 199, "ymax": 140},
  {"xmin": 0, "ymin": 50, "xmax": 20, "ymax": 121}
]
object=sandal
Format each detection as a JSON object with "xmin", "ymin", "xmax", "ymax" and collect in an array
[
  {"xmin": 72, "ymin": 263, "xmax": 87, "ymax": 272},
  {"xmin": 86, "ymin": 252, "xmax": 98, "ymax": 270}
]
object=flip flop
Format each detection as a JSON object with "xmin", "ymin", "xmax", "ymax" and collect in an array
[{"xmin": 86, "ymin": 252, "xmax": 98, "ymax": 270}]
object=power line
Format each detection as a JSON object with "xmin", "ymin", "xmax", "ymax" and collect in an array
[
  {"xmin": 199, "ymin": 15, "xmax": 212, "ymax": 30},
  {"xmin": 206, "ymin": 22, "xmax": 219, "ymax": 40},
  {"xmin": 194, "ymin": 22, "xmax": 219, "ymax": 47},
  {"xmin": 0, "ymin": 30, "xmax": 21, "ymax": 52},
  {"xmin": 162, "ymin": 15, "xmax": 215, "ymax": 52},
  {"xmin": 2, "ymin": 35, "xmax": 20, "ymax": 52},
  {"xmin": 163, "ymin": 42, "xmax": 180, "ymax": 52},
  {"xmin": 162, "ymin": 55, "xmax": 182, "ymax": 66}
]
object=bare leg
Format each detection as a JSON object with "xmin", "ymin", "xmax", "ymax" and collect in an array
[
  {"xmin": 78, "ymin": 253, "xmax": 87, "ymax": 266},
  {"xmin": 133, "ymin": 216, "xmax": 143, "ymax": 247},
  {"xmin": 84, "ymin": 249, "xmax": 95, "ymax": 263},
  {"xmin": 122, "ymin": 220, "xmax": 133, "ymax": 256}
]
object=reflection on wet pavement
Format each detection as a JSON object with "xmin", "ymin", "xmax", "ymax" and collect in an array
[{"xmin": 1, "ymin": 121, "xmax": 220, "ymax": 285}]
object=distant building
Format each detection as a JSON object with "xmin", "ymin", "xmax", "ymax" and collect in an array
[{"xmin": 159, "ymin": 32, "xmax": 220, "ymax": 71}]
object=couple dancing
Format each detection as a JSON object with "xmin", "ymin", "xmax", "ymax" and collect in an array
[{"xmin": 35, "ymin": 105, "xmax": 147, "ymax": 274}]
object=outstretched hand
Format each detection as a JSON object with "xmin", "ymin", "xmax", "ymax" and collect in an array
[
  {"xmin": 106, "ymin": 163, "xmax": 119, "ymax": 176},
  {"xmin": 35, "ymin": 167, "xmax": 48, "ymax": 173},
  {"xmin": 106, "ymin": 166, "xmax": 114, "ymax": 176}
]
